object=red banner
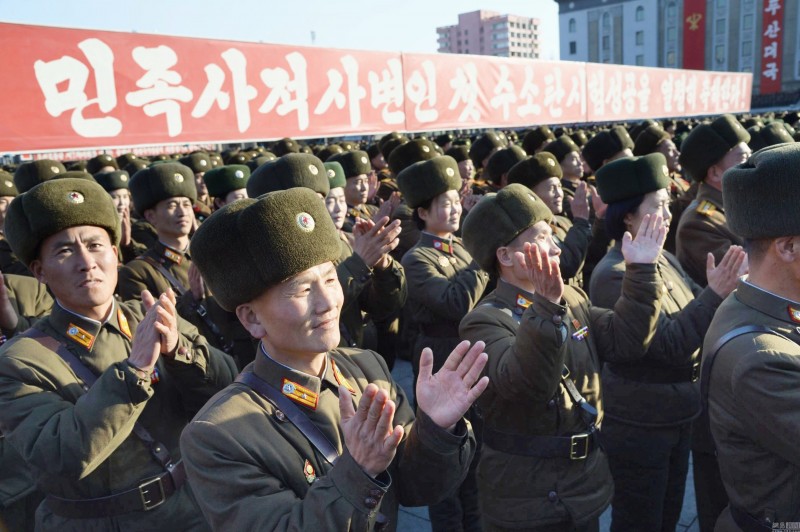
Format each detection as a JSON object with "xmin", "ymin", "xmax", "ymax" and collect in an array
[
  {"xmin": 683, "ymin": 0, "xmax": 706, "ymax": 70},
  {"xmin": 760, "ymin": 0, "xmax": 784, "ymax": 94},
  {"xmin": 0, "ymin": 23, "xmax": 753, "ymax": 154}
]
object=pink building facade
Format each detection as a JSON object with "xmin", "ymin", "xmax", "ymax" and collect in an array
[{"xmin": 436, "ymin": 10, "xmax": 541, "ymax": 58}]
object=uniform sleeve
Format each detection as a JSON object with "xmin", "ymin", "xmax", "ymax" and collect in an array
[
  {"xmin": 676, "ymin": 214, "xmax": 735, "ymax": 287},
  {"xmin": 586, "ymin": 263, "xmax": 664, "ymax": 363},
  {"xmin": 730, "ymin": 342, "xmax": 800, "ymax": 466},
  {"xmin": 336, "ymin": 251, "xmax": 373, "ymax": 312},
  {"xmin": 116, "ymin": 262, "xmax": 153, "ymax": 302},
  {"xmin": 556, "ymin": 218, "xmax": 591, "ymax": 281},
  {"xmin": 0, "ymin": 346, "xmax": 153, "ymax": 481},
  {"xmin": 402, "ymin": 252, "xmax": 489, "ymax": 320},
  {"xmin": 591, "ymin": 260, "xmax": 722, "ymax": 365},
  {"xmin": 460, "ymin": 297, "xmax": 569, "ymax": 403},
  {"xmin": 359, "ymin": 258, "xmax": 407, "ymax": 322},
  {"xmin": 161, "ymin": 316, "xmax": 238, "ymax": 415}
]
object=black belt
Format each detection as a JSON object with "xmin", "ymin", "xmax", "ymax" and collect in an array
[
  {"xmin": 419, "ymin": 323, "xmax": 460, "ymax": 338},
  {"xmin": 45, "ymin": 461, "xmax": 186, "ymax": 519},
  {"xmin": 482, "ymin": 426, "xmax": 598, "ymax": 460},
  {"xmin": 607, "ymin": 361, "xmax": 700, "ymax": 383},
  {"xmin": 729, "ymin": 504, "xmax": 773, "ymax": 532}
]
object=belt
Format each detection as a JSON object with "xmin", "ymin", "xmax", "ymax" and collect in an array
[
  {"xmin": 46, "ymin": 461, "xmax": 186, "ymax": 519},
  {"xmin": 419, "ymin": 323, "xmax": 460, "ymax": 338},
  {"xmin": 729, "ymin": 504, "xmax": 773, "ymax": 532},
  {"xmin": 607, "ymin": 361, "xmax": 700, "ymax": 384},
  {"xmin": 483, "ymin": 426, "xmax": 598, "ymax": 460}
]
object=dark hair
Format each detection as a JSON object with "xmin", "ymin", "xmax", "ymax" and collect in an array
[
  {"xmin": 412, "ymin": 198, "xmax": 434, "ymax": 231},
  {"xmin": 743, "ymin": 238, "xmax": 772, "ymax": 264},
  {"xmin": 605, "ymin": 194, "xmax": 646, "ymax": 240}
]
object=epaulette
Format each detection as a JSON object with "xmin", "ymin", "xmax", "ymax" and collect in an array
[{"xmin": 696, "ymin": 200, "xmax": 717, "ymax": 216}]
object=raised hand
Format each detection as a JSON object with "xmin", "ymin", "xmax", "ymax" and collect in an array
[
  {"xmin": 570, "ymin": 181, "xmax": 590, "ymax": 220},
  {"xmin": 352, "ymin": 216, "xmax": 401, "ymax": 270},
  {"xmin": 129, "ymin": 288, "xmax": 180, "ymax": 372},
  {"xmin": 416, "ymin": 341, "xmax": 489, "ymax": 431},
  {"xmin": 372, "ymin": 191, "xmax": 401, "ymax": 222},
  {"xmin": 339, "ymin": 383, "xmax": 404, "ymax": 478},
  {"xmin": 621, "ymin": 214, "xmax": 666, "ymax": 265},
  {"xmin": 589, "ymin": 185, "xmax": 607, "ymax": 219},
  {"xmin": 119, "ymin": 206, "xmax": 132, "ymax": 247},
  {"xmin": 366, "ymin": 172, "xmax": 379, "ymax": 202},
  {"xmin": 516, "ymin": 242, "xmax": 564, "ymax": 304},
  {"xmin": 706, "ymin": 245, "xmax": 747, "ymax": 298}
]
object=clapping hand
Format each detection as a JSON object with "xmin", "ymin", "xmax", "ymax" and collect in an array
[
  {"xmin": 706, "ymin": 246, "xmax": 747, "ymax": 298},
  {"xmin": 621, "ymin": 214, "xmax": 667, "ymax": 265},
  {"xmin": 516, "ymin": 242, "xmax": 564, "ymax": 304}
]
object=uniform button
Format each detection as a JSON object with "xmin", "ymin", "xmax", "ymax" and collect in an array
[
  {"xmin": 547, "ymin": 399, "xmax": 556, "ymax": 408},
  {"xmin": 364, "ymin": 497, "xmax": 378, "ymax": 509},
  {"xmin": 552, "ymin": 315, "xmax": 563, "ymax": 326},
  {"xmin": 274, "ymin": 410, "xmax": 286, "ymax": 422},
  {"xmin": 368, "ymin": 489, "xmax": 383, "ymax": 498},
  {"xmin": 548, "ymin": 491, "xmax": 558, "ymax": 503}
]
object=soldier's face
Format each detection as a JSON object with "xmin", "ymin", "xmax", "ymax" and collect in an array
[
  {"xmin": 222, "ymin": 189, "xmax": 248, "ymax": 206},
  {"xmin": 531, "ymin": 178, "xmax": 564, "ymax": 215},
  {"xmin": 195, "ymin": 173, "xmax": 208, "ymax": 198},
  {"xmin": 0, "ymin": 196, "xmax": 12, "ymax": 228},
  {"xmin": 344, "ymin": 174, "xmax": 369, "ymax": 206},
  {"xmin": 109, "ymin": 189, "xmax": 131, "ymax": 215},
  {"xmin": 561, "ymin": 151, "xmax": 584, "ymax": 179},
  {"xmin": 145, "ymin": 197, "xmax": 194, "ymax": 239},
  {"xmin": 625, "ymin": 188, "xmax": 672, "ymax": 236},
  {"xmin": 325, "ymin": 187, "xmax": 348, "ymax": 230},
  {"xmin": 457, "ymin": 159, "xmax": 475, "ymax": 185},
  {"xmin": 657, "ymin": 139, "xmax": 681, "ymax": 173},
  {"xmin": 31, "ymin": 225, "xmax": 118, "ymax": 321},
  {"xmin": 371, "ymin": 153, "xmax": 387, "ymax": 171},
  {"xmin": 418, "ymin": 189, "xmax": 462, "ymax": 237},
  {"xmin": 243, "ymin": 262, "xmax": 343, "ymax": 362},
  {"xmin": 498, "ymin": 221, "xmax": 561, "ymax": 285}
]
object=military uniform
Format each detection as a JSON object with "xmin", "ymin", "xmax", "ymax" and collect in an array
[
  {"xmin": 703, "ymin": 281, "xmax": 800, "ymax": 527},
  {"xmin": 0, "ymin": 236, "xmax": 30, "ymax": 276},
  {"xmin": 117, "ymin": 242, "xmax": 256, "ymax": 369},
  {"xmin": 663, "ymin": 173, "xmax": 693, "ymax": 255},
  {"xmin": 590, "ymin": 243, "xmax": 723, "ymax": 531},
  {"xmin": 459, "ymin": 264, "xmax": 663, "ymax": 530},
  {"xmin": 551, "ymin": 215, "xmax": 591, "ymax": 285},
  {"xmin": 0, "ymin": 300, "xmax": 237, "ymax": 531},
  {"xmin": 1, "ymin": 273, "xmax": 54, "ymax": 338},
  {"xmin": 401, "ymin": 233, "xmax": 489, "ymax": 375},
  {"xmin": 180, "ymin": 347, "xmax": 475, "ymax": 531},
  {"xmin": 334, "ymin": 231, "xmax": 407, "ymax": 352},
  {"xmin": 343, "ymin": 203, "xmax": 378, "ymax": 233}
]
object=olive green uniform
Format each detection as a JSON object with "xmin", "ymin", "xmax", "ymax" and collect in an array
[
  {"xmin": 343, "ymin": 203, "xmax": 378, "ymax": 233},
  {"xmin": 117, "ymin": 241, "xmax": 256, "ymax": 369},
  {"xmin": 458, "ymin": 264, "xmax": 663, "ymax": 530},
  {"xmin": 589, "ymin": 244, "xmax": 723, "ymax": 530},
  {"xmin": 551, "ymin": 215, "xmax": 591, "ymax": 285},
  {"xmin": 675, "ymin": 183, "xmax": 742, "ymax": 287},
  {"xmin": 703, "ymin": 280, "xmax": 800, "ymax": 527},
  {"xmin": 334, "ymin": 232, "xmax": 407, "ymax": 351},
  {"xmin": 0, "ymin": 300, "xmax": 238, "ymax": 531},
  {"xmin": 180, "ymin": 347, "xmax": 476, "ymax": 531},
  {"xmin": 0, "ymin": 236, "xmax": 31, "ymax": 277}
]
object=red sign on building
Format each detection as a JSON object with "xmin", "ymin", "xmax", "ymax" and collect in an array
[{"xmin": 760, "ymin": 0, "xmax": 784, "ymax": 94}]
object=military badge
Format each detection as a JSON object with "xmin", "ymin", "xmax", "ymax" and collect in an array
[{"xmin": 304, "ymin": 459, "xmax": 316, "ymax": 484}]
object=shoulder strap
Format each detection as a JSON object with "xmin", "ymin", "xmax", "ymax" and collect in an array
[
  {"xmin": 19, "ymin": 328, "xmax": 174, "ymax": 470},
  {"xmin": 138, "ymin": 255, "xmax": 187, "ymax": 297},
  {"xmin": 701, "ymin": 325, "xmax": 789, "ymax": 413},
  {"xmin": 236, "ymin": 372, "xmax": 339, "ymax": 465}
]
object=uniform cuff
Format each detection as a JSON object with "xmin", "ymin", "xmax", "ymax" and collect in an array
[
  {"xmin": 414, "ymin": 407, "xmax": 469, "ymax": 450},
  {"xmin": 329, "ymin": 449, "xmax": 391, "ymax": 517}
]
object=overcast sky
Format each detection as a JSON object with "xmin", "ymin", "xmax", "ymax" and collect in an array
[{"xmin": 1, "ymin": 0, "xmax": 561, "ymax": 59}]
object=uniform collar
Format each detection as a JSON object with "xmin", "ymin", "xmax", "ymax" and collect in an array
[
  {"xmin": 253, "ymin": 344, "xmax": 348, "ymax": 410},
  {"xmin": 494, "ymin": 279, "xmax": 535, "ymax": 316},
  {"xmin": 50, "ymin": 299, "xmax": 132, "ymax": 352},
  {"xmin": 696, "ymin": 182, "xmax": 724, "ymax": 211},
  {"xmin": 737, "ymin": 280, "xmax": 800, "ymax": 326},
  {"xmin": 155, "ymin": 241, "xmax": 189, "ymax": 264},
  {"xmin": 419, "ymin": 232, "xmax": 457, "ymax": 254}
]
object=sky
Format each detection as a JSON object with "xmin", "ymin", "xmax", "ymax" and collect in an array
[{"xmin": 0, "ymin": 0, "xmax": 561, "ymax": 59}]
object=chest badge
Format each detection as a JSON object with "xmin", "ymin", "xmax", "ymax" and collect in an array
[
  {"xmin": 304, "ymin": 459, "xmax": 316, "ymax": 484},
  {"xmin": 571, "ymin": 318, "xmax": 589, "ymax": 341}
]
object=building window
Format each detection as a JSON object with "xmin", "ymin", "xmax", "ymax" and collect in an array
[
  {"xmin": 667, "ymin": 2, "xmax": 676, "ymax": 19},
  {"xmin": 666, "ymin": 51, "xmax": 676, "ymax": 66},
  {"xmin": 667, "ymin": 27, "xmax": 677, "ymax": 42},
  {"xmin": 635, "ymin": 6, "xmax": 644, "ymax": 22},
  {"xmin": 742, "ymin": 41, "xmax": 752, "ymax": 56},
  {"xmin": 602, "ymin": 35, "xmax": 610, "ymax": 50},
  {"xmin": 569, "ymin": 18, "xmax": 576, "ymax": 33},
  {"xmin": 636, "ymin": 54, "xmax": 644, "ymax": 65},
  {"xmin": 569, "ymin": 41, "xmax": 577, "ymax": 54},
  {"xmin": 602, "ymin": 12, "xmax": 611, "ymax": 30},
  {"xmin": 715, "ymin": 45, "xmax": 725, "ymax": 64},
  {"xmin": 716, "ymin": 0, "xmax": 726, "ymax": 7},
  {"xmin": 636, "ymin": 31, "xmax": 644, "ymax": 45},
  {"xmin": 743, "ymin": 14, "xmax": 753, "ymax": 30},
  {"xmin": 716, "ymin": 19, "xmax": 726, "ymax": 34}
]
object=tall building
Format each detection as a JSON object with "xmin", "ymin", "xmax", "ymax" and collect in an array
[
  {"xmin": 436, "ymin": 10, "xmax": 541, "ymax": 59},
  {"xmin": 557, "ymin": 0, "xmax": 799, "ymax": 102}
]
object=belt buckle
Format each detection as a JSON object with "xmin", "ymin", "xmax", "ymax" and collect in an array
[
  {"xmin": 570, "ymin": 433, "xmax": 589, "ymax": 460},
  {"xmin": 690, "ymin": 362, "xmax": 700, "ymax": 382},
  {"xmin": 139, "ymin": 476, "xmax": 166, "ymax": 511}
]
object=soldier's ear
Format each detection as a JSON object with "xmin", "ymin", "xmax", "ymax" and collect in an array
[
  {"xmin": 235, "ymin": 303, "xmax": 267, "ymax": 339},
  {"xmin": 773, "ymin": 236, "xmax": 798, "ymax": 263},
  {"xmin": 496, "ymin": 246, "xmax": 514, "ymax": 268}
]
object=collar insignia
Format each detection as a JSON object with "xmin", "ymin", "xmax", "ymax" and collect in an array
[
  {"xmin": 117, "ymin": 309, "xmax": 132, "ymax": 339},
  {"xmin": 67, "ymin": 323, "xmax": 95, "ymax": 349},
  {"xmin": 282, "ymin": 378, "xmax": 318, "ymax": 409},
  {"xmin": 163, "ymin": 248, "xmax": 183, "ymax": 265},
  {"xmin": 432, "ymin": 238, "xmax": 454, "ymax": 255},
  {"xmin": 697, "ymin": 200, "xmax": 717, "ymax": 216},
  {"xmin": 788, "ymin": 306, "xmax": 800, "ymax": 324},
  {"xmin": 331, "ymin": 360, "xmax": 356, "ymax": 395}
]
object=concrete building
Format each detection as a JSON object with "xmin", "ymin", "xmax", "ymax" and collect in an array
[
  {"xmin": 436, "ymin": 10, "xmax": 541, "ymax": 59},
  {"xmin": 557, "ymin": 0, "xmax": 800, "ymax": 102}
]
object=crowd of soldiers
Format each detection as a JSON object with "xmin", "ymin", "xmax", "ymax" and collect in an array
[{"xmin": 0, "ymin": 108, "xmax": 798, "ymax": 532}]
